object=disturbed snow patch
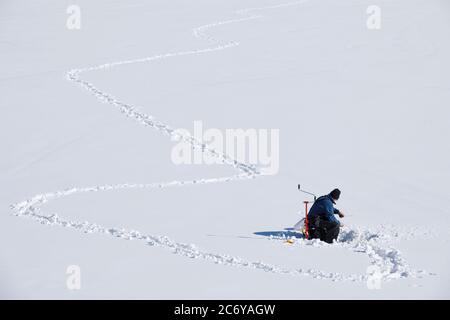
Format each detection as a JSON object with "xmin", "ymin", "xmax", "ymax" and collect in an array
[{"xmin": 270, "ymin": 225, "xmax": 432, "ymax": 282}]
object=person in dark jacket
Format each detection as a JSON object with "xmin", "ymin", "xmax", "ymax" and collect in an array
[{"xmin": 307, "ymin": 188, "xmax": 344, "ymax": 243}]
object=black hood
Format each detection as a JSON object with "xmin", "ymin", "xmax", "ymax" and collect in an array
[{"xmin": 329, "ymin": 188, "xmax": 341, "ymax": 201}]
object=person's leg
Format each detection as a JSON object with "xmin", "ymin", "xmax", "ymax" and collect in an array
[
  {"xmin": 327, "ymin": 222, "xmax": 340, "ymax": 243},
  {"xmin": 319, "ymin": 220, "xmax": 340, "ymax": 244},
  {"xmin": 308, "ymin": 216, "xmax": 321, "ymax": 240}
]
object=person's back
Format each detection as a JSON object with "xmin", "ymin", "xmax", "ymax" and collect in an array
[
  {"xmin": 308, "ymin": 195, "xmax": 340, "ymax": 224},
  {"xmin": 307, "ymin": 189, "xmax": 344, "ymax": 243}
]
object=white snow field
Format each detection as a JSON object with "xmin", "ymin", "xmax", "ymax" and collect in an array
[{"xmin": 1, "ymin": 0, "xmax": 450, "ymax": 299}]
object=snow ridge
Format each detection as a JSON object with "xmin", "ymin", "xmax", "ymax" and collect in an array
[{"xmin": 11, "ymin": 0, "xmax": 429, "ymax": 284}]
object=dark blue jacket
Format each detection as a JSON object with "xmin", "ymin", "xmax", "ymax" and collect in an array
[{"xmin": 307, "ymin": 194, "xmax": 340, "ymax": 225}]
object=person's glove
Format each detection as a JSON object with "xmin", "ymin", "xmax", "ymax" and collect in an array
[{"xmin": 338, "ymin": 211, "xmax": 345, "ymax": 218}]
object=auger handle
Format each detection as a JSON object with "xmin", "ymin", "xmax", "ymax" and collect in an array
[{"xmin": 297, "ymin": 184, "xmax": 317, "ymax": 201}]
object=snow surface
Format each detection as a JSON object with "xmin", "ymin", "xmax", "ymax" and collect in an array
[{"xmin": 1, "ymin": 0, "xmax": 450, "ymax": 299}]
